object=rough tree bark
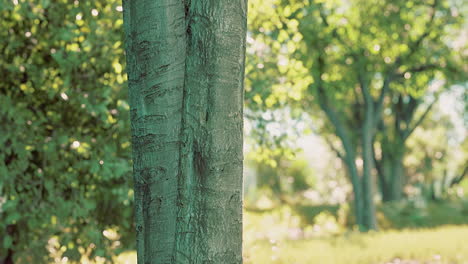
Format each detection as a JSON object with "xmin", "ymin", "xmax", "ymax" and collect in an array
[{"xmin": 123, "ymin": 1, "xmax": 247, "ymax": 263}]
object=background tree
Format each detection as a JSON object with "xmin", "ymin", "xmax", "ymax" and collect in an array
[
  {"xmin": 245, "ymin": 108, "xmax": 313, "ymax": 203},
  {"xmin": 372, "ymin": 6, "xmax": 467, "ymax": 201},
  {"xmin": 404, "ymin": 107, "xmax": 468, "ymax": 200},
  {"xmin": 123, "ymin": 0, "xmax": 247, "ymax": 262},
  {"xmin": 245, "ymin": 0, "xmax": 467, "ymax": 231}
]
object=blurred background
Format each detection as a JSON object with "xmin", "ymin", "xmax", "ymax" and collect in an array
[{"xmin": 0, "ymin": 0, "xmax": 467, "ymax": 263}]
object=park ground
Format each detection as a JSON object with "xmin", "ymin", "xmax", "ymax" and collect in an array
[{"xmin": 114, "ymin": 202, "xmax": 468, "ymax": 264}]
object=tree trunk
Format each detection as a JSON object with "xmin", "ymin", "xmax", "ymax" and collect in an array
[
  {"xmin": 361, "ymin": 110, "xmax": 377, "ymax": 230},
  {"xmin": 379, "ymin": 143, "xmax": 405, "ymax": 202},
  {"xmin": 123, "ymin": 0, "xmax": 247, "ymax": 263},
  {"xmin": 389, "ymin": 154, "xmax": 404, "ymax": 201},
  {"xmin": 342, "ymin": 152, "xmax": 365, "ymax": 231},
  {"xmin": 377, "ymin": 154, "xmax": 391, "ymax": 202},
  {"xmin": 317, "ymin": 99, "xmax": 367, "ymax": 230}
]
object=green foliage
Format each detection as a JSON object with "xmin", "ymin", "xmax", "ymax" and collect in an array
[
  {"xmin": 293, "ymin": 204, "xmax": 341, "ymax": 225},
  {"xmin": 244, "ymin": 0, "xmax": 313, "ymax": 167},
  {"xmin": 247, "ymin": 0, "xmax": 467, "ymax": 137},
  {"xmin": 379, "ymin": 200, "xmax": 468, "ymax": 229},
  {"xmin": 405, "ymin": 108, "xmax": 467, "ymax": 198},
  {"xmin": 250, "ymin": 154, "xmax": 315, "ymax": 203},
  {"xmin": 288, "ymin": 159, "xmax": 314, "ymax": 192},
  {"xmin": 0, "ymin": 0, "xmax": 132, "ymax": 262},
  {"xmin": 290, "ymin": 199, "xmax": 468, "ymax": 231},
  {"xmin": 246, "ymin": 0, "xmax": 311, "ymax": 111}
]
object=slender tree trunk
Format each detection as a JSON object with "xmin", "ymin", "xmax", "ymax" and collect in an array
[
  {"xmin": 342, "ymin": 152, "xmax": 365, "ymax": 231},
  {"xmin": 377, "ymin": 146, "xmax": 406, "ymax": 203},
  {"xmin": 361, "ymin": 109, "xmax": 377, "ymax": 230},
  {"xmin": 378, "ymin": 141, "xmax": 405, "ymax": 202},
  {"xmin": 123, "ymin": 1, "xmax": 247, "ymax": 263},
  {"xmin": 316, "ymin": 99, "xmax": 367, "ymax": 230},
  {"xmin": 376, "ymin": 153, "xmax": 391, "ymax": 202},
  {"xmin": 389, "ymin": 153, "xmax": 404, "ymax": 201}
]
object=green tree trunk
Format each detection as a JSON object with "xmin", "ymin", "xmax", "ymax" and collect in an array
[
  {"xmin": 358, "ymin": 73, "xmax": 378, "ymax": 231},
  {"xmin": 376, "ymin": 136, "xmax": 406, "ymax": 202},
  {"xmin": 378, "ymin": 153, "xmax": 405, "ymax": 202},
  {"xmin": 123, "ymin": 0, "xmax": 247, "ymax": 263},
  {"xmin": 342, "ymin": 149, "xmax": 365, "ymax": 231},
  {"xmin": 389, "ymin": 154, "xmax": 404, "ymax": 201},
  {"xmin": 316, "ymin": 83, "xmax": 367, "ymax": 230},
  {"xmin": 375, "ymin": 93, "xmax": 437, "ymax": 202},
  {"xmin": 377, "ymin": 154, "xmax": 391, "ymax": 202},
  {"xmin": 361, "ymin": 110, "xmax": 377, "ymax": 230}
]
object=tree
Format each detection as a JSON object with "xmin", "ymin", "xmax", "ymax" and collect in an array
[
  {"xmin": 404, "ymin": 104, "xmax": 468, "ymax": 200},
  {"xmin": 0, "ymin": 1, "xmax": 134, "ymax": 263},
  {"xmin": 301, "ymin": 0, "xmax": 467, "ymax": 230},
  {"xmin": 374, "ymin": 90, "xmax": 439, "ymax": 202},
  {"xmin": 373, "ymin": 22, "xmax": 467, "ymax": 202},
  {"xmin": 122, "ymin": 0, "xmax": 247, "ymax": 263},
  {"xmin": 245, "ymin": 0, "xmax": 467, "ymax": 231}
]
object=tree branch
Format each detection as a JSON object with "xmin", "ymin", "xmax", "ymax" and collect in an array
[
  {"xmin": 317, "ymin": 3, "xmax": 351, "ymax": 48},
  {"xmin": 323, "ymin": 135, "xmax": 346, "ymax": 161},
  {"xmin": 359, "ymin": 75, "xmax": 373, "ymax": 107},
  {"xmin": 403, "ymin": 95, "xmax": 439, "ymax": 140},
  {"xmin": 374, "ymin": 0, "xmax": 439, "ymax": 125},
  {"xmin": 313, "ymin": 53, "xmax": 357, "ymax": 163},
  {"xmin": 392, "ymin": 0, "xmax": 438, "ymax": 68},
  {"xmin": 375, "ymin": 0, "xmax": 439, "ymax": 120},
  {"xmin": 373, "ymin": 139, "xmax": 386, "ymax": 192},
  {"xmin": 373, "ymin": 72, "xmax": 393, "ymax": 125},
  {"xmin": 394, "ymin": 64, "xmax": 439, "ymax": 79},
  {"xmin": 450, "ymin": 164, "xmax": 468, "ymax": 187}
]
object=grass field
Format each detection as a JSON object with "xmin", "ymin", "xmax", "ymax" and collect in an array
[
  {"xmin": 115, "ymin": 208, "xmax": 468, "ymax": 264},
  {"xmin": 243, "ymin": 226, "xmax": 468, "ymax": 264}
]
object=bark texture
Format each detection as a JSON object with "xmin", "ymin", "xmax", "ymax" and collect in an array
[{"xmin": 123, "ymin": 0, "xmax": 247, "ymax": 263}]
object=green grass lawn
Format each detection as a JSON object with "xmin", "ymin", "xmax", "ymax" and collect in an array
[
  {"xmin": 242, "ymin": 207, "xmax": 468, "ymax": 264},
  {"xmin": 116, "ymin": 208, "xmax": 468, "ymax": 264},
  {"xmin": 243, "ymin": 225, "xmax": 468, "ymax": 264}
]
